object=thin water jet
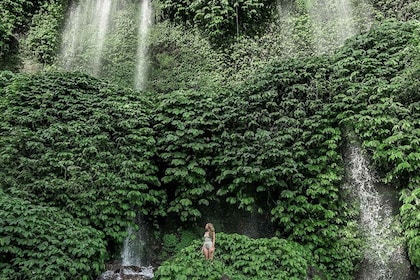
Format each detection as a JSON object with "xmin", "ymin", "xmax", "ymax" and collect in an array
[
  {"xmin": 134, "ymin": 0, "xmax": 152, "ymax": 90},
  {"xmin": 120, "ymin": 216, "xmax": 154, "ymax": 279}
]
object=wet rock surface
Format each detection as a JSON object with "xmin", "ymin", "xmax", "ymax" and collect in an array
[{"xmin": 97, "ymin": 266, "xmax": 154, "ymax": 280}]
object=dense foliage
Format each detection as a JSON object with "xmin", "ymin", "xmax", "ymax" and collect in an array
[
  {"xmin": 155, "ymin": 233, "xmax": 314, "ymax": 280},
  {"xmin": 159, "ymin": 0, "xmax": 277, "ymax": 44},
  {"xmin": 0, "ymin": 189, "xmax": 107, "ymax": 280},
  {"xmin": 372, "ymin": 0, "xmax": 420, "ymax": 21},
  {"xmin": 24, "ymin": 0, "xmax": 68, "ymax": 64},
  {"xmin": 0, "ymin": 71, "xmax": 163, "ymax": 279},
  {"xmin": 0, "ymin": 0, "xmax": 39, "ymax": 55}
]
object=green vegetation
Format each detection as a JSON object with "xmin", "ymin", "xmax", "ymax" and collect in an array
[
  {"xmin": 159, "ymin": 0, "xmax": 277, "ymax": 44},
  {"xmin": 0, "ymin": 71, "xmax": 163, "ymax": 279},
  {"xmin": 0, "ymin": 189, "xmax": 107, "ymax": 280},
  {"xmin": 24, "ymin": 0, "xmax": 68, "ymax": 64},
  {"xmin": 155, "ymin": 233, "xmax": 314, "ymax": 280},
  {"xmin": 0, "ymin": 0, "xmax": 419, "ymax": 279}
]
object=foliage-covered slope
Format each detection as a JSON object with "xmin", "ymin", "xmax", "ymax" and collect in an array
[
  {"xmin": 0, "ymin": 71, "xmax": 162, "ymax": 279},
  {"xmin": 155, "ymin": 233, "xmax": 314, "ymax": 280}
]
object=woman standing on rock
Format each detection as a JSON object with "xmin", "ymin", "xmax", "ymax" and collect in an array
[{"xmin": 202, "ymin": 223, "xmax": 216, "ymax": 260}]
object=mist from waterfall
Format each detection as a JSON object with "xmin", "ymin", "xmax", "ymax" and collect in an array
[
  {"xmin": 93, "ymin": 0, "xmax": 112, "ymax": 75},
  {"xmin": 276, "ymin": 0, "xmax": 374, "ymax": 55},
  {"xmin": 345, "ymin": 145, "xmax": 413, "ymax": 280},
  {"xmin": 58, "ymin": 0, "xmax": 152, "ymax": 89},
  {"xmin": 308, "ymin": 0, "xmax": 355, "ymax": 53},
  {"xmin": 59, "ymin": 0, "xmax": 115, "ymax": 74}
]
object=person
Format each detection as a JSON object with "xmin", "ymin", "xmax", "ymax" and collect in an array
[{"xmin": 202, "ymin": 223, "xmax": 216, "ymax": 260}]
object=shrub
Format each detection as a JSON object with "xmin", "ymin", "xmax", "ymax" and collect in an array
[
  {"xmin": 155, "ymin": 233, "xmax": 314, "ymax": 280},
  {"xmin": 0, "ymin": 189, "xmax": 107, "ymax": 280}
]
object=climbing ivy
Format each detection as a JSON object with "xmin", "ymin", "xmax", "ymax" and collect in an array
[{"xmin": 151, "ymin": 89, "xmax": 223, "ymax": 221}]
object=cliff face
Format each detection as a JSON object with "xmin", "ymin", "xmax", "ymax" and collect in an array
[{"xmin": 0, "ymin": 1, "xmax": 419, "ymax": 280}]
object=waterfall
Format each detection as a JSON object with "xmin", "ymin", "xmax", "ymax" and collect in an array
[
  {"xmin": 134, "ymin": 0, "xmax": 152, "ymax": 90},
  {"xmin": 120, "ymin": 218, "xmax": 154, "ymax": 278},
  {"xmin": 59, "ymin": 0, "xmax": 114, "ymax": 74},
  {"xmin": 308, "ymin": 0, "xmax": 356, "ymax": 54},
  {"xmin": 121, "ymin": 227, "xmax": 144, "ymax": 267},
  {"xmin": 345, "ymin": 145, "xmax": 414, "ymax": 280},
  {"xmin": 276, "ymin": 0, "xmax": 373, "ymax": 56},
  {"xmin": 58, "ymin": 0, "xmax": 152, "ymax": 89}
]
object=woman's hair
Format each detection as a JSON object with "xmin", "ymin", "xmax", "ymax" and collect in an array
[{"xmin": 207, "ymin": 223, "xmax": 215, "ymax": 233}]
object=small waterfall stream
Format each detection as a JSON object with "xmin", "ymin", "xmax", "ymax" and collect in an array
[
  {"xmin": 135, "ymin": 0, "xmax": 152, "ymax": 90},
  {"xmin": 345, "ymin": 145, "xmax": 414, "ymax": 280},
  {"xmin": 59, "ymin": 0, "xmax": 115, "ymax": 74},
  {"xmin": 120, "ymin": 220, "xmax": 154, "ymax": 279},
  {"xmin": 58, "ymin": 0, "xmax": 152, "ymax": 89},
  {"xmin": 308, "ymin": 0, "xmax": 356, "ymax": 53}
]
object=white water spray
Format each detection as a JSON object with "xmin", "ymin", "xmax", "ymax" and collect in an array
[
  {"xmin": 121, "ymin": 227, "xmax": 144, "ymax": 267},
  {"xmin": 121, "ymin": 219, "xmax": 154, "ymax": 278},
  {"xmin": 308, "ymin": 0, "xmax": 356, "ymax": 54},
  {"xmin": 59, "ymin": 0, "xmax": 114, "ymax": 74},
  {"xmin": 59, "ymin": 0, "xmax": 152, "ymax": 89},
  {"xmin": 276, "ymin": 0, "xmax": 373, "ymax": 56},
  {"xmin": 134, "ymin": 0, "xmax": 152, "ymax": 90},
  {"xmin": 345, "ymin": 145, "xmax": 412, "ymax": 280},
  {"xmin": 93, "ymin": 0, "xmax": 112, "ymax": 75}
]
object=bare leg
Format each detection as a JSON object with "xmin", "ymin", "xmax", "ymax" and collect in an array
[
  {"xmin": 202, "ymin": 246, "xmax": 210, "ymax": 259},
  {"xmin": 209, "ymin": 247, "xmax": 215, "ymax": 260}
]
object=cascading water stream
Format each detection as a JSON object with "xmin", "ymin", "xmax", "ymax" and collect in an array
[
  {"xmin": 135, "ymin": 0, "xmax": 152, "ymax": 90},
  {"xmin": 120, "ymin": 222, "xmax": 154, "ymax": 278},
  {"xmin": 59, "ymin": 0, "xmax": 114, "ymax": 74},
  {"xmin": 58, "ymin": 0, "xmax": 152, "ymax": 89},
  {"xmin": 345, "ymin": 145, "xmax": 414, "ymax": 280}
]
